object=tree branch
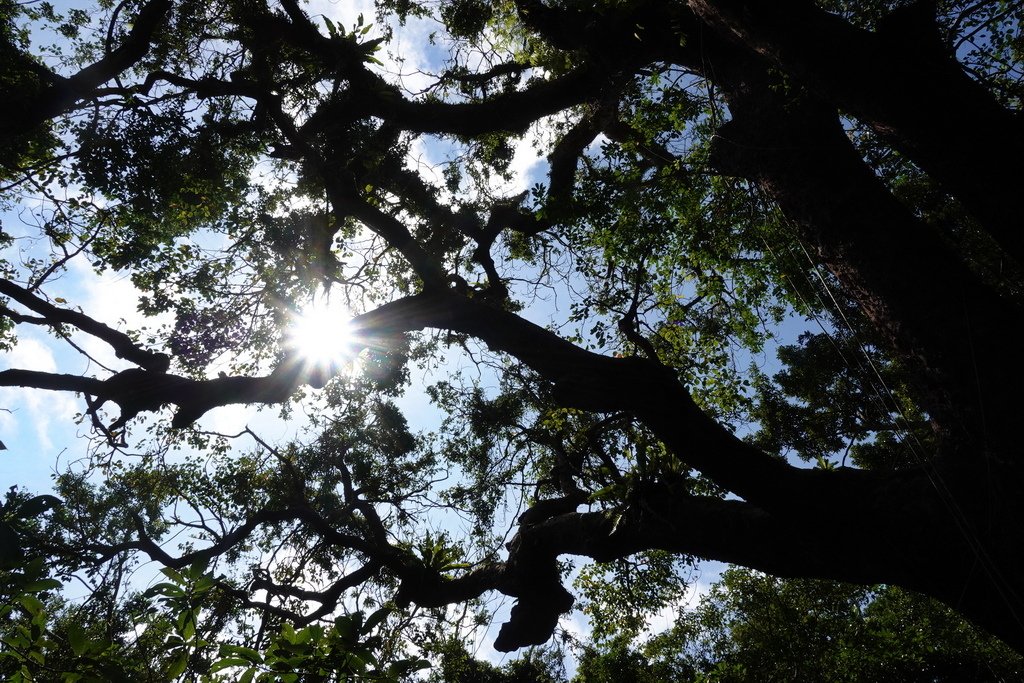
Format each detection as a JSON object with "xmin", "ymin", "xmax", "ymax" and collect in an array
[
  {"xmin": 0, "ymin": 278, "xmax": 170, "ymax": 372},
  {"xmin": 1, "ymin": 0, "xmax": 171, "ymax": 138},
  {"xmin": 687, "ymin": 0, "xmax": 1024, "ymax": 263},
  {"xmin": 698, "ymin": 50, "xmax": 1024, "ymax": 455}
]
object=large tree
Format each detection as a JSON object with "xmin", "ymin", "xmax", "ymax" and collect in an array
[{"xmin": 2, "ymin": 0, "xmax": 1023, "ymax": 670}]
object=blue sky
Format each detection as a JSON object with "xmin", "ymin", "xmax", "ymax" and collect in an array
[{"xmin": 0, "ymin": 0, "xmax": 827, "ymax": 668}]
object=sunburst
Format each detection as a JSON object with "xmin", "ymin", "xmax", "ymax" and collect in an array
[{"xmin": 287, "ymin": 292, "xmax": 356, "ymax": 370}]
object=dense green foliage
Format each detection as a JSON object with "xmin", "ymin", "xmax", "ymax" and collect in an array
[
  {"xmin": 665, "ymin": 569, "xmax": 1023, "ymax": 682},
  {"xmin": 2, "ymin": 0, "xmax": 1023, "ymax": 679}
]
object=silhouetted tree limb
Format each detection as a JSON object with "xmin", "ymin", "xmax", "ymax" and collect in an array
[
  {"xmin": 0, "ymin": 0, "xmax": 171, "ymax": 140},
  {"xmin": 0, "ymin": 278, "xmax": 170, "ymax": 372}
]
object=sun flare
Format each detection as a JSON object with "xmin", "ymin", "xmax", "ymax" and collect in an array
[{"xmin": 287, "ymin": 294, "xmax": 356, "ymax": 368}]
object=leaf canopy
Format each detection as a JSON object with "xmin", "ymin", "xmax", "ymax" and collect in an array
[{"xmin": 1, "ymin": 0, "xmax": 1023, "ymax": 678}]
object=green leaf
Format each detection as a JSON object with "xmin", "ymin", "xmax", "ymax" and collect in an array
[
  {"xmin": 334, "ymin": 615, "xmax": 356, "ymax": 641},
  {"xmin": 67, "ymin": 623, "xmax": 88, "ymax": 656},
  {"xmin": 389, "ymin": 658, "xmax": 431, "ymax": 675},
  {"xmin": 165, "ymin": 649, "xmax": 188, "ymax": 678},
  {"xmin": 160, "ymin": 567, "xmax": 185, "ymax": 584},
  {"xmin": 589, "ymin": 484, "xmax": 619, "ymax": 502},
  {"xmin": 184, "ymin": 558, "xmax": 209, "ymax": 579},
  {"xmin": 362, "ymin": 607, "xmax": 391, "ymax": 634},
  {"xmin": 145, "ymin": 582, "xmax": 184, "ymax": 598},
  {"xmin": 177, "ymin": 610, "xmax": 196, "ymax": 640},
  {"xmin": 219, "ymin": 644, "xmax": 263, "ymax": 664},
  {"xmin": 210, "ymin": 656, "xmax": 252, "ymax": 672},
  {"xmin": 22, "ymin": 579, "xmax": 61, "ymax": 593},
  {"xmin": 322, "ymin": 16, "xmax": 337, "ymax": 37},
  {"xmin": 18, "ymin": 495, "xmax": 61, "ymax": 517},
  {"xmin": 17, "ymin": 594, "xmax": 44, "ymax": 616}
]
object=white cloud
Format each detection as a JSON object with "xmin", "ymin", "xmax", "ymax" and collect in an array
[
  {"xmin": 72, "ymin": 264, "xmax": 157, "ymax": 334},
  {"xmin": 506, "ymin": 131, "xmax": 549, "ymax": 194},
  {"xmin": 3, "ymin": 335, "xmax": 57, "ymax": 373},
  {"xmin": 0, "ymin": 335, "xmax": 78, "ymax": 451},
  {"xmin": 586, "ymin": 133, "xmax": 611, "ymax": 155},
  {"xmin": 308, "ymin": 0, "xmax": 441, "ymax": 95},
  {"xmin": 641, "ymin": 562, "xmax": 724, "ymax": 638},
  {"xmin": 309, "ymin": 0, "xmax": 376, "ymax": 30},
  {"xmin": 197, "ymin": 402, "xmax": 254, "ymax": 436}
]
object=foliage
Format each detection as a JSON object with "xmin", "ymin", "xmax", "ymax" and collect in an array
[
  {"xmin": 1, "ymin": 0, "xmax": 1023, "ymax": 678},
  {"xmin": 563, "ymin": 567, "xmax": 1024, "ymax": 683},
  {"xmin": 428, "ymin": 639, "xmax": 564, "ymax": 683},
  {"xmin": 660, "ymin": 568, "xmax": 1024, "ymax": 682}
]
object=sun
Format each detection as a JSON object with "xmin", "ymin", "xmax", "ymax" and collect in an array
[{"xmin": 287, "ymin": 293, "xmax": 357, "ymax": 369}]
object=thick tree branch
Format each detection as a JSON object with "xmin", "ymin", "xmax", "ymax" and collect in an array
[
  {"xmin": 356, "ymin": 292, "xmax": 880, "ymax": 514},
  {"xmin": 546, "ymin": 117, "xmax": 600, "ymax": 208},
  {"xmin": 441, "ymin": 61, "xmax": 530, "ymax": 89},
  {"xmin": 398, "ymin": 473, "xmax": 971, "ymax": 651},
  {"xmin": 1, "ymin": 0, "xmax": 170, "ymax": 138},
  {"xmin": 0, "ymin": 360, "xmax": 305, "ymax": 429},
  {"xmin": 1, "ymin": 287, "xmax": 839, "ymax": 512},
  {"xmin": 306, "ymin": 64, "xmax": 608, "ymax": 138},
  {"xmin": 699, "ymin": 54, "xmax": 1024, "ymax": 456},
  {"xmin": 327, "ymin": 190, "xmax": 448, "ymax": 291},
  {"xmin": 0, "ymin": 369, "xmax": 106, "ymax": 395},
  {"xmin": 687, "ymin": 0, "xmax": 1024, "ymax": 263}
]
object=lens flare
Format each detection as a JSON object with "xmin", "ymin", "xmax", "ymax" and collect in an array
[{"xmin": 287, "ymin": 293, "xmax": 355, "ymax": 369}]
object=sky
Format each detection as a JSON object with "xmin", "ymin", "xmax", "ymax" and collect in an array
[{"xmin": 0, "ymin": 0, "xmax": 814, "ymax": 669}]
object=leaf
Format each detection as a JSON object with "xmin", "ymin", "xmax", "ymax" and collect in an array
[
  {"xmin": 144, "ymin": 582, "xmax": 184, "ymax": 599},
  {"xmin": 389, "ymin": 658, "xmax": 431, "ymax": 675},
  {"xmin": 177, "ymin": 609, "xmax": 196, "ymax": 640},
  {"xmin": 322, "ymin": 16, "xmax": 337, "ymax": 37},
  {"xmin": 610, "ymin": 511, "xmax": 624, "ymax": 535},
  {"xmin": 67, "ymin": 623, "xmax": 88, "ymax": 656},
  {"xmin": 159, "ymin": 567, "xmax": 185, "ymax": 584},
  {"xmin": 184, "ymin": 558, "xmax": 209, "ymax": 579},
  {"xmin": 22, "ymin": 579, "xmax": 61, "ymax": 593},
  {"xmin": 210, "ymin": 656, "xmax": 253, "ymax": 672},
  {"xmin": 219, "ymin": 644, "xmax": 263, "ymax": 664},
  {"xmin": 362, "ymin": 607, "xmax": 391, "ymax": 634},
  {"xmin": 17, "ymin": 594, "xmax": 44, "ymax": 616},
  {"xmin": 334, "ymin": 615, "xmax": 356, "ymax": 641},
  {"xmin": 18, "ymin": 495, "xmax": 61, "ymax": 517},
  {"xmin": 165, "ymin": 649, "xmax": 188, "ymax": 678},
  {"xmin": 193, "ymin": 574, "xmax": 215, "ymax": 592},
  {"xmin": 588, "ymin": 484, "xmax": 618, "ymax": 502}
]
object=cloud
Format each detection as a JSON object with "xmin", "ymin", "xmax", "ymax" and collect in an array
[
  {"xmin": 641, "ymin": 563, "xmax": 723, "ymax": 638},
  {"xmin": 0, "ymin": 334, "xmax": 78, "ymax": 452},
  {"xmin": 506, "ymin": 132, "xmax": 549, "ymax": 194},
  {"xmin": 2, "ymin": 334, "xmax": 57, "ymax": 374},
  {"xmin": 51, "ymin": 257, "xmax": 174, "ymax": 373},
  {"xmin": 308, "ymin": 0, "xmax": 440, "ymax": 94}
]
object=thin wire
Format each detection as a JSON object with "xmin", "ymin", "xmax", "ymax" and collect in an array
[{"xmin": 760, "ymin": 208, "xmax": 1024, "ymax": 627}]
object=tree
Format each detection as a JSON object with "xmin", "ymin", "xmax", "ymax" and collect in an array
[
  {"xmin": 1, "ymin": 0, "xmax": 1023, "ymax": 671},
  {"xmin": 659, "ymin": 568, "xmax": 1024, "ymax": 681},
  {"xmin": 559, "ymin": 568, "xmax": 1023, "ymax": 682}
]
